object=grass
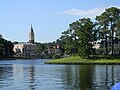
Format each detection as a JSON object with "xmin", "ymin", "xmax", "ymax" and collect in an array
[{"xmin": 45, "ymin": 56, "xmax": 120, "ymax": 65}]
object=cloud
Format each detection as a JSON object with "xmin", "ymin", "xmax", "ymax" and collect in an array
[{"xmin": 63, "ymin": 6, "xmax": 120, "ymax": 18}]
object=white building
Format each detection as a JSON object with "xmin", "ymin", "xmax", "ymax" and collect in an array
[
  {"xmin": 13, "ymin": 43, "xmax": 36, "ymax": 57},
  {"xmin": 13, "ymin": 25, "xmax": 37, "ymax": 58}
]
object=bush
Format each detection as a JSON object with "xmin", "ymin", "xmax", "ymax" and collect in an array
[{"xmin": 52, "ymin": 54, "xmax": 60, "ymax": 59}]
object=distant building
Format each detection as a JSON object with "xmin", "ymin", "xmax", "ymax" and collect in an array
[
  {"xmin": 13, "ymin": 43, "xmax": 36, "ymax": 57},
  {"xmin": 93, "ymin": 41, "xmax": 100, "ymax": 49},
  {"xmin": 47, "ymin": 45, "xmax": 61, "ymax": 55},
  {"xmin": 94, "ymin": 38, "xmax": 120, "ymax": 55},
  {"xmin": 29, "ymin": 25, "xmax": 35, "ymax": 44},
  {"xmin": 13, "ymin": 25, "xmax": 37, "ymax": 58}
]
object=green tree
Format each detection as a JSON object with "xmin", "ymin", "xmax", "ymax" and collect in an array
[
  {"xmin": 0, "ymin": 35, "xmax": 14, "ymax": 57},
  {"xmin": 59, "ymin": 26, "xmax": 78, "ymax": 55},
  {"xmin": 116, "ymin": 18, "xmax": 120, "ymax": 38},
  {"xmin": 75, "ymin": 18, "xmax": 94, "ymax": 58},
  {"xmin": 36, "ymin": 43, "xmax": 48, "ymax": 57},
  {"xmin": 59, "ymin": 18, "xmax": 95, "ymax": 58},
  {"xmin": 96, "ymin": 13, "xmax": 109, "ymax": 55},
  {"xmin": 59, "ymin": 31, "xmax": 73, "ymax": 55},
  {"xmin": 96, "ymin": 7, "xmax": 120, "ymax": 55},
  {"xmin": 0, "ymin": 34, "xmax": 2, "ymax": 38}
]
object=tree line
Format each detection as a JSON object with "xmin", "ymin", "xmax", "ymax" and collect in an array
[
  {"xmin": 55, "ymin": 7, "xmax": 120, "ymax": 58},
  {"xmin": 2, "ymin": 7, "xmax": 119, "ymax": 59},
  {"xmin": 0, "ymin": 34, "xmax": 14, "ymax": 58}
]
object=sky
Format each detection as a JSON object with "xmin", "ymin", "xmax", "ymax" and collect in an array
[{"xmin": 0, "ymin": 0, "xmax": 120, "ymax": 43}]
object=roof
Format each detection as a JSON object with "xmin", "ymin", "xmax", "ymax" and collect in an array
[
  {"xmin": 14, "ymin": 43, "xmax": 36, "ymax": 46},
  {"xmin": 30, "ymin": 24, "xmax": 34, "ymax": 33}
]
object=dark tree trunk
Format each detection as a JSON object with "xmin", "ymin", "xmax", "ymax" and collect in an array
[
  {"xmin": 111, "ymin": 25, "xmax": 114, "ymax": 56},
  {"xmin": 105, "ymin": 35, "xmax": 108, "ymax": 55}
]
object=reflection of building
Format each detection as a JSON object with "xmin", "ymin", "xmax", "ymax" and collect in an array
[
  {"xmin": 13, "ymin": 25, "xmax": 37, "ymax": 58},
  {"xmin": 13, "ymin": 64, "xmax": 36, "ymax": 90},
  {"xmin": 13, "ymin": 64, "xmax": 24, "ymax": 80}
]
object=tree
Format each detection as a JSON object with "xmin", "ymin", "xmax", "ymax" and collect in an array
[
  {"xmin": 74, "ymin": 18, "xmax": 94, "ymax": 58},
  {"xmin": 0, "ymin": 34, "xmax": 2, "ymax": 38},
  {"xmin": 96, "ymin": 7, "xmax": 120, "ymax": 55},
  {"xmin": 59, "ymin": 31, "xmax": 74, "ymax": 55},
  {"xmin": 59, "ymin": 23, "xmax": 79, "ymax": 56},
  {"xmin": 0, "ymin": 34, "xmax": 14, "ymax": 57},
  {"xmin": 96, "ymin": 12, "xmax": 109, "ymax": 55},
  {"xmin": 58, "ymin": 18, "xmax": 95, "ymax": 58},
  {"xmin": 116, "ymin": 18, "xmax": 120, "ymax": 38}
]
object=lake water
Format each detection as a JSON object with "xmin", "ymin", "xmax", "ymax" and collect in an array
[{"xmin": 0, "ymin": 59, "xmax": 119, "ymax": 90}]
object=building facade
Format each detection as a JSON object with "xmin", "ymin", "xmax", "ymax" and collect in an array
[
  {"xmin": 47, "ymin": 45, "xmax": 61, "ymax": 55},
  {"xmin": 13, "ymin": 43, "xmax": 36, "ymax": 57}
]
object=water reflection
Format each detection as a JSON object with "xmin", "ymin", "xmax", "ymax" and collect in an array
[
  {"xmin": 28, "ymin": 65, "xmax": 36, "ymax": 90},
  {"xmin": 62, "ymin": 65, "xmax": 94, "ymax": 90},
  {"xmin": 0, "ymin": 65, "xmax": 13, "ymax": 88},
  {"xmin": 62, "ymin": 65, "xmax": 120, "ymax": 90},
  {"xmin": 0, "ymin": 60, "xmax": 120, "ymax": 90},
  {"xmin": 13, "ymin": 64, "xmax": 36, "ymax": 90}
]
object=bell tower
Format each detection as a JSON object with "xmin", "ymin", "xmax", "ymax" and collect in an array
[{"xmin": 29, "ymin": 24, "xmax": 35, "ymax": 44}]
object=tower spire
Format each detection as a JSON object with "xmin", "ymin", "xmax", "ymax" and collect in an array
[
  {"xmin": 29, "ymin": 24, "xmax": 35, "ymax": 43},
  {"xmin": 31, "ymin": 24, "xmax": 33, "ymax": 32}
]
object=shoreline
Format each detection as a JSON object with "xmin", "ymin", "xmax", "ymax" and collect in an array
[
  {"xmin": 45, "ymin": 62, "xmax": 120, "ymax": 65},
  {"xmin": 0, "ymin": 57, "xmax": 38, "ymax": 60},
  {"xmin": 45, "ymin": 56, "xmax": 120, "ymax": 65}
]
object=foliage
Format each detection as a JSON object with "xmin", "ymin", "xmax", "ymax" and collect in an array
[
  {"xmin": 58, "ymin": 18, "xmax": 95, "ymax": 58},
  {"xmin": 74, "ymin": 18, "xmax": 95, "ymax": 58},
  {"xmin": 59, "ymin": 30, "xmax": 77, "ymax": 55},
  {"xmin": 0, "ymin": 35, "xmax": 14, "ymax": 58},
  {"xmin": 37, "ymin": 7, "xmax": 120, "ymax": 59},
  {"xmin": 96, "ymin": 7, "xmax": 120, "ymax": 55},
  {"xmin": 45, "ymin": 56, "xmax": 120, "ymax": 64}
]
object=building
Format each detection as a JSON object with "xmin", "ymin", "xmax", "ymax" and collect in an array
[
  {"xmin": 47, "ymin": 45, "xmax": 61, "ymax": 55},
  {"xmin": 13, "ymin": 25, "xmax": 37, "ymax": 58},
  {"xmin": 13, "ymin": 43, "xmax": 36, "ymax": 57},
  {"xmin": 29, "ymin": 25, "xmax": 35, "ymax": 44},
  {"xmin": 94, "ymin": 38, "xmax": 120, "ymax": 55}
]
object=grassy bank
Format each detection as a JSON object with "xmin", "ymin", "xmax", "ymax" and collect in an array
[{"xmin": 45, "ymin": 56, "xmax": 120, "ymax": 65}]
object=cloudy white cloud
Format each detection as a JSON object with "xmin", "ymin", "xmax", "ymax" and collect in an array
[{"xmin": 63, "ymin": 6, "xmax": 120, "ymax": 18}]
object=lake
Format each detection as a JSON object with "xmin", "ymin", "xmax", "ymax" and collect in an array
[{"xmin": 0, "ymin": 59, "xmax": 119, "ymax": 90}]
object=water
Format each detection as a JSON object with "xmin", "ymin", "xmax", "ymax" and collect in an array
[{"xmin": 0, "ymin": 59, "xmax": 119, "ymax": 90}]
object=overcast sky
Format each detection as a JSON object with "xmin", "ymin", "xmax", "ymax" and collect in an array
[{"xmin": 0, "ymin": 0, "xmax": 120, "ymax": 43}]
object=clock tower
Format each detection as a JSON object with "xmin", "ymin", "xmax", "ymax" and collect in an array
[{"xmin": 29, "ymin": 25, "xmax": 35, "ymax": 44}]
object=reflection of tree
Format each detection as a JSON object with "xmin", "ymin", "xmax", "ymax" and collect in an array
[
  {"xmin": 64, "ymin": 65, "xmax": 74, "ymax": 85},
  {"xmin": 105, "ymin": 65, "xmax": 109, "ymax": 90},
  {"xmin": 105, "ymin": 65, "xmax": 116, "ymax": 89},
  {"xmin": 28, "ymin": 65, "xmax": 36, "ymax": 90},
  {"xmin": 78, "ymin": 65, "xmax": 93, "ymax": 90},
  {"xmin": 62, "ymin": 65, "xmax": 93, "ymax": 90},
  {"xmin": 111, "ymin": 65, "xmax": 115, "ymax": 86},
  {"xmin": 0, "ymin": 65, "xmax": 13, "ymax": 88},
  {"xmin": 74, "ymin": 65, "xmax": 78, "ymax": 90},
  {"xmin": 94, "ymin": 65, "xmax": 118, "ymax": 89}
]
